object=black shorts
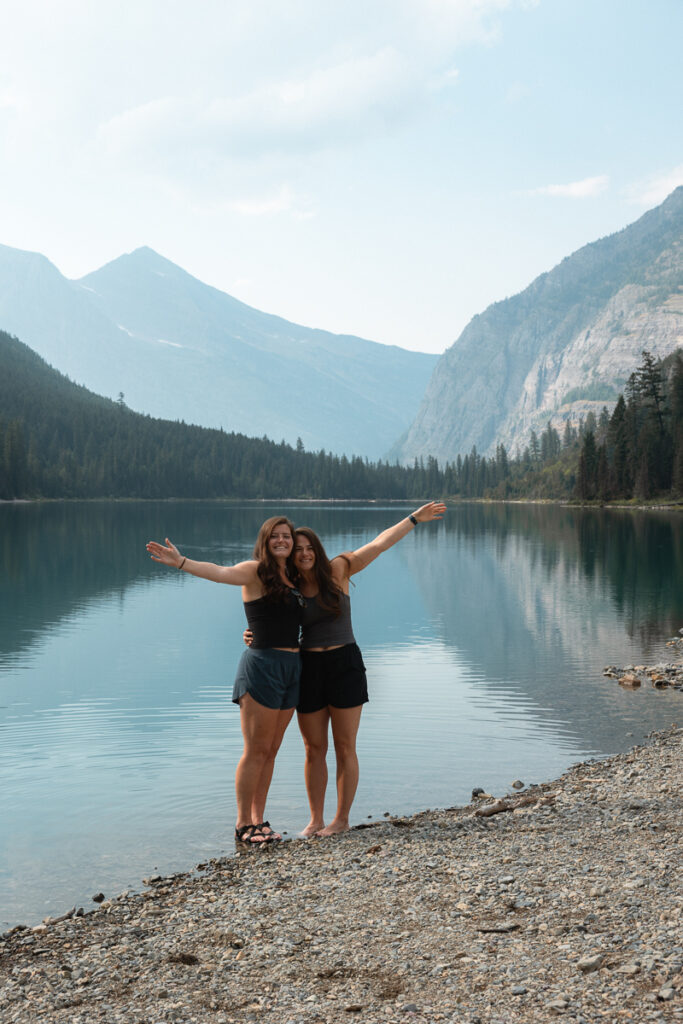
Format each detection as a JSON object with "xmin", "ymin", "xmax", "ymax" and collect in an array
[{"xmin": 298, "ymin": 643, "xmax": 368, "ymax": 714}]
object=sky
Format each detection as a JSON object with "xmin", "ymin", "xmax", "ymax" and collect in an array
[{"xmin": 1, "ymin": 0, "xmax": 682, "ymax": 354}]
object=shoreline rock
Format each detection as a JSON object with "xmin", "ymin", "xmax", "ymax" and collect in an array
[
  {"xmin": 603, "ymin": 630, "xmax": 683, "ymax": 691},
  {"xmin": 1, "ymin": 724, "xmax": 681, "ymax": 1022}
]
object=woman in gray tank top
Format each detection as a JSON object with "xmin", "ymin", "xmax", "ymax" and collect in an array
[
  {"xmin": 245, "ymin": 502, "xmax": 446, "ymax": 836},
  {"xmin": 293, "ymin": 501, "xmax": 446, "ymax": 836}
]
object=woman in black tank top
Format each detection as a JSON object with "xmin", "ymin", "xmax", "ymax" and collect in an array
[
  {"xmin": 147, "ymin": 516, "xmax": 303, "ymax": 846},
  {"xmin": 243, "ymin": 502, "xmax": 446, "ymax": 837}
]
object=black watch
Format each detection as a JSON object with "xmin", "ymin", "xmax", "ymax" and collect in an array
[{"xmin": 408, "ymin": 514, "xmax": 418, "ymax": 526}]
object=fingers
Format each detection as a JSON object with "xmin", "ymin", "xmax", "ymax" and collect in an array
[
  {"xmin": 146, "ymin": 539, "xmax": 174, "ymax": 564},
  {"xmin": 417, "ymin": 501, "xmax": 447, "ymax": 521}
]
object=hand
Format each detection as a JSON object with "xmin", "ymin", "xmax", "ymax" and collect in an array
[
  {"xmin": 146, "ymin": 537, "xmax": 183, "ymax": 568},
  {"xmin": 413, "ymin": 501, "xmax": 446, "ymax": 523},
  {"xmin": 243, "ymin": 629, "xmax": 254, "ymax": 647}
]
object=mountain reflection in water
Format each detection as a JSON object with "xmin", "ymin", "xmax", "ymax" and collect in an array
[{"xmin": 1, "ymin": 501, "xmax": 681, "ymax": 927}]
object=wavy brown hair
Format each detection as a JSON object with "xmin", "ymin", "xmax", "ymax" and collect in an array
[
  {"xmin": 294, "ymin": 527, "xmax": 350, "ymax": 616},
  {"xmin": 252, "ymin": 516, "xmax": 297, "ymax": 601}
]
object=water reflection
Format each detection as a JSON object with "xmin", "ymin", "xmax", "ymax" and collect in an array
[{"xmin": 1, "ymin": 501, "xmax": 682, "ymax": 927}]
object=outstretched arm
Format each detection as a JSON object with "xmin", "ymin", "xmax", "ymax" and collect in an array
[
  {"xmin": 339, "ymin": 501, "xmax": 446, "ymax": 577},
  {"xmin": 146, "ymin": 538, "xmax": 258, "ymax": 586}
]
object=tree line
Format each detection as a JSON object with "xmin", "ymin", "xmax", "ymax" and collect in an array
[
  {"xmin": 575, "ymin": 349, "xmax": 683, "ymax": 501},
  {"xmin": 1, "ymin": 329, "xmax": 681, "ymax": 502}
]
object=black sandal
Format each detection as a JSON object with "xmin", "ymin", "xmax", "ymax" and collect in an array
[
  {"xmin": 255, "ymin": 820, "xmax": 282, "ymax": 841},
  {"xmin": 235, "ymin": 824, "xmax": 268, "ymax": 846}
]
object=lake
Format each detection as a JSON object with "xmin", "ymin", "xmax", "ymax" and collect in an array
[{"xmin": 1, "ymin": 500, "xmax": 682, "ymax": 928}]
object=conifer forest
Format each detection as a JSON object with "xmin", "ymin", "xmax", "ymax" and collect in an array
[{"xmin": 1, "ymin": 330, "xmax": 682, "ymax": 504}]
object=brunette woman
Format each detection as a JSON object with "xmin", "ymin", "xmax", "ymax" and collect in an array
[
  {"xmin": 297, "ymin": 502, "xmax": 445, "ymax": 835},
  {"xmin": 245, "ymin": 502, "xmax": 446, "ymax": 836},
  {"xmin": 146, "ymin": 517, "xmax": 302, "ymax": 846}
]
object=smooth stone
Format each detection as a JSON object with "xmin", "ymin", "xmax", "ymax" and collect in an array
[
  {"xmin": 577, "ymin": 953, "xmax": 604, "ymax": 972},
  {"xmin": 474, "ymin": 799, "xmax": 509, "ymax": 818},
  {"xmin": 619, "ymin": 675, "xmax": 641, "ymax": 688}
]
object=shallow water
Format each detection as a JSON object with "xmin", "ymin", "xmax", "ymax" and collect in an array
[{"xmin": 1, "ymin": 501, "xmax": 682, "ymax": 926}]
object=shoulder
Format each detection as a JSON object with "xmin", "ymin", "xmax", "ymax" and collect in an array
[
  {"xmin": 234, "ymin": 559, "xmax": 259, "ymax": 574},
  {"xmin": 331, "ymin": 552, "xmax": 353, "ymax": 581}
]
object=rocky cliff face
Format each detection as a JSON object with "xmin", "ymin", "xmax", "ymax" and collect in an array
[{"xmin": 392, "ymin": 188, "xmax": 683, "ymax": 462}]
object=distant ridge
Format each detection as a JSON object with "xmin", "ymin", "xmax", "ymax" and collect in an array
[
  {"xmin": 392, "ymin": 187, "xmax": 683, "ymax": 463},
  {"xmin": 0, "ymin": 245, "xmax": 437, "ymax": 459},
  {"xmin": 0, "ymin": 328, "xmax": 443, "ymax": 501}
]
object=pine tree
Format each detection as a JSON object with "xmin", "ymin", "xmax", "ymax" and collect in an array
[
  {"xmin": 608, "ymin": 395, "xmax": 630, "ymax": 496},
  {"xmin": 529, "ymin": 430, "xmax": 540, "ymax": 463},
  {"xmin": 576, "ymin": 430, "xmax": 598, "ymax": 500}
]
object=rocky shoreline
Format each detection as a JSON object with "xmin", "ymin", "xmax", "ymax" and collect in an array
[{"xmin": 1, "ymin": 725, "xmax": 681, "ymax": 1023}]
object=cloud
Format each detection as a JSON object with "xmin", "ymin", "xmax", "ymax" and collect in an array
[
  {"xmin": 528, "ymin": 175, "xmax": 609, "ymax": 199},
  {"xmin": 92, "ymin": 0, "xmax": 533, "ymax": 173},
  {"xmin": 96, "ymin": 47, "xmax": 415, "ymax": 166},
  {"xmin": 624, "ymin": 165, "xmax": 683, "ymax": 206},
  {"xmin": 227, "ymin": 186, "xmax": 315, "ymax": 219}
]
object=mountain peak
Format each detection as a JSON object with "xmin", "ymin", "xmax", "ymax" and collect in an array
[
  {"xmin": 79, "ymin": 246, "xmax": 181, "ymax": 283},
  {"xmin": 392, "ymin": 186, "xmax": 683, "ymax": 463}
]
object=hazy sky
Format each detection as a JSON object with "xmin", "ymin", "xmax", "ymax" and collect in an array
[{"xmin": 1, "ymin": 0, "xmax": 681, "ymax": 353}]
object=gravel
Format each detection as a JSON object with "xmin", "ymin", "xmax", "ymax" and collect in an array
[{"xmin": 1, "ymin": 724, "xmax": 681, "ymax": 1023}]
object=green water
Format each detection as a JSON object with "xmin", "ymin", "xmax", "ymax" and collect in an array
[{"xmin": 1, "ymin": 501, "xmax": 682, "ymax": 927}]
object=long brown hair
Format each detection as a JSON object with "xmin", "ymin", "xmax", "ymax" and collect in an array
[
  {"xmin": 294, "ymin": 527, "xmax": 349, "ymax": 616},
  {"xmin": 252, "ymin": 516, "xmax": 297, "ymax": 601}
]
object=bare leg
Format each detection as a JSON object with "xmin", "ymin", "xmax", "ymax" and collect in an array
[
  {"xmin": 251, "ymin": 706, "xmax": 295, "ymax": 834},
  {"xmin": 236, "ymin": 694, "xmax": 292, "ymax": 841},
  {"xmin": 297, "ymin": 709, "xmax": 330, "ymax": 836},
  {"xmin": 317, "ymin": 705, "xmax": 363, "ymax": 836}
]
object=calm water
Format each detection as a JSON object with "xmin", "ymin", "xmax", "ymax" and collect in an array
[{"xmin": 1, "ymin": 501, "xmax": 682, "ymax": 927}]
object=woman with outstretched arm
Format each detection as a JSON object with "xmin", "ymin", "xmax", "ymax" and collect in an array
[
  {"xmin": 146, "ymin": 516, "xmax": 303, "ymax": 846},
  {"xmin": 245, "ymin": 502, "xmax": 446, "ymax": 836}
]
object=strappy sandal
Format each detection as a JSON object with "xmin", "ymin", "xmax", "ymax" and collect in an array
[
  {"xmin": 255, "ymin": 820, "xmax": 282, "ymax": 841},
  {"xmin": 234, "ymin": 824, "xmax": 268, "ymax": 846}
]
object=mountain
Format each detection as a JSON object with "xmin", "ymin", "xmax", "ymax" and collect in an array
[
  {"xmin": 0, "ymin": 328, "xmax": 442, "ymax": 500},
  {"xmin": 392, "ymin": 187, "xmax": 683, "ymax": 463},
  {"xmin": 0, "ymin": 245, "xmax": 437, "ymax": 459}
]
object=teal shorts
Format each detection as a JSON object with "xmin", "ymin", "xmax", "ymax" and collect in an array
[{"xmin": 232, "ymin": 648, "xmax": 301, "ymax": 710}]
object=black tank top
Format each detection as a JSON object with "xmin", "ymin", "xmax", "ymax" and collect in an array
[{"xmin": 243, "ymin": 590, "xmax": 302, "ymax": 648}]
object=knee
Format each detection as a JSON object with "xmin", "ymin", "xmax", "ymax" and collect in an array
[
  {"xmin": 333, "ymin": 738, "xmax": 357, "ymax": 764},
  {"xmin": 303, "ymin": 738, "xmax": 328, "ymax": 761},
  {"xmin": 244, "ymin": 739, "xmax": 273, "ymax": 764},
  {"xmin": 266, "ymin": 736, "xmax": 284, "ymax": 761}
]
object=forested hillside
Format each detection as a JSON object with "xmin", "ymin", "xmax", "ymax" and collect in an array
[
  {"xmin": 0, "ymin": 331, "xmax": 440, "ymax": 500},
  {"xmin": 574, "ymin": 349, "xmax": 683, "ymax": 501},
  {"xmin": 0, "ymin": 243, "xmax": 436, "ymax": 460},
  {"xmin": 2, "ymin": 332, "xmax": 681, "ymax": 503}
]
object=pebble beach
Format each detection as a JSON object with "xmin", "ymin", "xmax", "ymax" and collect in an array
[{"xmin": 1, "ymin": 718, "xmax": 681, "ymax": 1024}]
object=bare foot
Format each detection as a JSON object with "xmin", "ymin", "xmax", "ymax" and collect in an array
[
  {"xmin": 316, "ymin": 819, "xmax": 349, "ymax": 837},
  {"xmin": 299, "ymin": 820, "xmax": 325, "ymax": 838}
]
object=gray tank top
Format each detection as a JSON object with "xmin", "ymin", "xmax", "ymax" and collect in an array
[{"xmin": 301, "ymin": 593, "xmax": 355, "ymax": 649}]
